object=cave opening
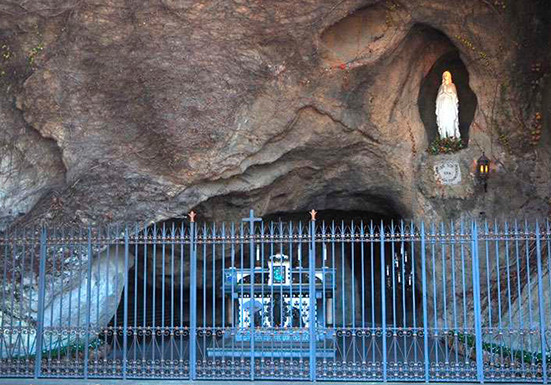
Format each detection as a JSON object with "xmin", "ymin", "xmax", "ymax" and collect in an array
[
  {"xmin": 103, "ymin": 210, "xmax": 422, "ymax": 365},
  {"xmin": 108, "ymin": 207, "xmax": 420, "ymax": 336}
]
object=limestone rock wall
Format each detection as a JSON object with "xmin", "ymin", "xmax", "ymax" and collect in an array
[
  {"xmin": 0, "ymin": 0, "xmax": 549, "ymax": 359},
  {"xmin": 0, "ymin": 244, "xmax": 131, "ymax": 357},
  {"xmin": 0, "ymin": 0, "xmax": 546, "ymax": 227}
]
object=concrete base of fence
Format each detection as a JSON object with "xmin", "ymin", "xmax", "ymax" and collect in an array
[{"xmin": 0, "ymin": 381, "xmax": 469, "ymax": 385}]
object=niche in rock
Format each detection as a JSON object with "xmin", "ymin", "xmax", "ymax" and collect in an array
[{"xmin": 418, "ymin": 49, "xmax": 477, "ymax": 145}]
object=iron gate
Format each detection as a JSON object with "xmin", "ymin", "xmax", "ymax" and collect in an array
[{"xmin": 0, "ymin": 211, "xmax": 550, "ymax": 382}]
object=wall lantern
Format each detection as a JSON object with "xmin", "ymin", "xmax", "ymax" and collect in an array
[{"xmin": 476, "ymin": 152, "xmax": 490, "ymax": 192}]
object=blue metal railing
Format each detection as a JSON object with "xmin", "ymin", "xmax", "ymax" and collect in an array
[{"xmin": 0, "ymin": 214, "xmax": 549, "ymax": 382}]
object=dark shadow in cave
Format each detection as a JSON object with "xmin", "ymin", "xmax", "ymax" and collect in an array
[
  {"xmin": 109, "ymin": 209, "xmax": 421, "ymax": 329},
  {"xmin": 418, "ymin": 36, "xmax": 478, "ymax": 145},
  {"xmin": 263, "ymin": 209, "xmax": 421, "ymax": 328},
  {"xmin": 103, "ymin": 208, "xmax": 422, "ymax": 363},
  {"xmin": 100, "ymin": 233, "xmax": 194, "ymax": 363}
]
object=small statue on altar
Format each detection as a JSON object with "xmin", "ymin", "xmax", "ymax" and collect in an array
[{"xmin": 436, "ymin": 71, "xmax": 460, "ymax": 139}]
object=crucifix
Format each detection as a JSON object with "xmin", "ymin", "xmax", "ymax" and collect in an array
[{"xmin": 242, "ymin": 209, "xmax": 262, "ymax": 229}]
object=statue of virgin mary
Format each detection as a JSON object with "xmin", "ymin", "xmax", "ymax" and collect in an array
[{"xmin": 435, "ymin": 71, "xmax": 460, "ymax": 139}]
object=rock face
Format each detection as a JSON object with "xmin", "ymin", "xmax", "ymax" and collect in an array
[
  {"xmin": 0, "ymin": 25, "xmax": 65, "ymax": 229},
  {"xmin": 0, "ymin": 0, "xmax": 550, "ymax": 362},
  {"xmin": 0, "ymin": 0, "xmax": 547, "ymax": 227},
  {"xmin": 0, "ymin": 243, "xmax": 131, "ymax": 358}
]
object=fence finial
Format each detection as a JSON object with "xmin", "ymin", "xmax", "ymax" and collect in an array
[
  {"xmin": 310, "ymin": 209, "xmax": 317, "ymax": 221},
  {"xmin": 188, "ymin": 211, "xmax": 196, "ymax": 223}
]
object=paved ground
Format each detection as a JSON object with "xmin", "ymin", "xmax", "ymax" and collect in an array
[{"xmin": 0, "ymin": 381, "xmax": 469, "ymax": 385}]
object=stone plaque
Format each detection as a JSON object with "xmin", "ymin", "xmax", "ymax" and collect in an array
[{"xmin": 434, "ymin": 160, "xmax": 461, "ymax": 185}]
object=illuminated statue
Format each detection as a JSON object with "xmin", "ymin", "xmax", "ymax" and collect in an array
[{"xmin": 436, "ymin": 71, "xmax": 460, "ymax": 139}]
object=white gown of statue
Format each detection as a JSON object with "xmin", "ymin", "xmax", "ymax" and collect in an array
[{"xmin": 436, "ymin": 82, "xmax": 460, "ymax": 139}]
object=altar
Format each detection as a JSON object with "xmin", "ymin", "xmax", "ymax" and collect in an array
[{"xmin": 207, "ymin": 253, "xmax": 337, "ymax": 358}]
